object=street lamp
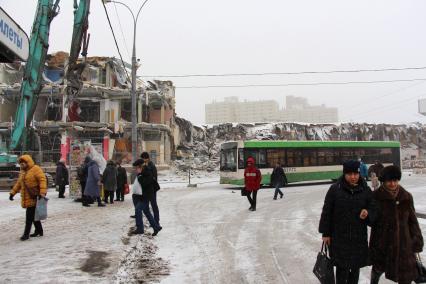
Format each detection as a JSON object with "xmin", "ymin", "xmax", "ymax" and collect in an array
[{"xmin": 104, "ymin": 0, "xmax": 149, "ymax": 163}]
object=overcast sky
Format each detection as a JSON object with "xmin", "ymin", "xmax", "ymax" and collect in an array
[{"xmin": 2, "ymin": 0, "xmax": 426, "ymax": 125}]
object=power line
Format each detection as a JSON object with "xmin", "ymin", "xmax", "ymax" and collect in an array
[
  {"xmin": 176, "ymin": 78, "xmax": 426, "ymax": 89},
  {"xmin": 101, "ymin": 1, "xmax": 131, "ymax": 82},
  {"xmin": 146, "ymin": 66, "xmax": 426, "ymax": 78},
  {"xmin": 113, "ymin": 1, "xmax": 131, "ymax": 59}
]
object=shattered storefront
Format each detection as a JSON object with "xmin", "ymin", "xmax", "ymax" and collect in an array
[{"xmin": 0, "ymin": 52, "xmax": 175, "ymax": 168}]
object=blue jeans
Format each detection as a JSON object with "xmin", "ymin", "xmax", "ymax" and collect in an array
[
  {"xmin": 273, "ymin": 185, "xmax": 283, "ymax": 199},
  {"xmin": 150, "ymin": 191, "xmax": 160, "ymax": 225},
  {"xmin": 135, "ymin": 198, "xmax": 160, "ymax": 233}
]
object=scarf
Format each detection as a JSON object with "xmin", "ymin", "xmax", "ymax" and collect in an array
[{"xmin": 384, "ymin": 185, "xmax": 399, "ymax": 199}]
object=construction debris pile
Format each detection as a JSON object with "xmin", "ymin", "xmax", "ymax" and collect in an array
[{"xmin": 174, "ymin": 119, "xmax": 426, "ymax": 170}]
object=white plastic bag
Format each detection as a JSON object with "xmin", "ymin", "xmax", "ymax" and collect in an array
[{"xmin": 34, "ymin": 197, "xmax": 49, "ymax": 221}]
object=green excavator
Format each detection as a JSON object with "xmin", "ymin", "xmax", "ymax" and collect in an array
[{"xmin": 0, "ymin": 0, "xmax": 91, "ymax": 189}]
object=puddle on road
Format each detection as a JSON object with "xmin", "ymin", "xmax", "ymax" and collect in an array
[{"xmin": 80, "ymin": 250, "xmax": 111, "ymax": 276}]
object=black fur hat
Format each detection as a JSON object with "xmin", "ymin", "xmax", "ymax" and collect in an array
[
  {"xmin": 379, "ymin": 165, "xmax": 401, "ymax": 182},
  {"xmin": 343, "ymin": 160, "xmax": 360, "ymax": 174}
]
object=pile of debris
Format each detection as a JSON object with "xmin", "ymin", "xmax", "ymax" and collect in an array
[{"xmin": 173, "ymin": 117, "xmax": 426, "ymax": 169}]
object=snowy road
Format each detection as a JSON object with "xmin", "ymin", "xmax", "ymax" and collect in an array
[
  {"xmin": 0, "ymin": 172, "xmax": 426, "ymax": 283},
  {"xmin": 156, "ymin": 173, "xmax": 426, "ymax": 284}
]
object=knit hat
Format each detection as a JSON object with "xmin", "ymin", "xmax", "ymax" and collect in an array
[
  {"xmin": 343, "ymin": 160, "xmax": 360, "ymax": 174},
  {"xmin": 379, "ymin": 165, "xmax": 401, "ymax": 182}
]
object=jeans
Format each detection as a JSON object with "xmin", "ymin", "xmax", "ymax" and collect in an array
[
  {"xmin": 135, "ymin": 198, "xmax": 161, "ymax": 233},
  {"xmin": 273, "ymin": 185, "xmax": 283, "ymax": 199},
  {"xmin": 246, "ymin": 190, "xmax": 258, "ymax": 209},
  {"xmin": 150, "ymin": 191, "xmax": 160, "ymax": 225},
  {"xmin": 336, "ymin": 267, "xmax": 360, "ymax": 284},
  {"xmin": 24, "ymin": 206, "xmax": 43, "ymax": 236}
]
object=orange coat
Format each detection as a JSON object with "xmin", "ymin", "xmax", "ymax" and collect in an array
[{"xmin": 10, "ymin": 155, "xmax": 47, "ymax": 208}]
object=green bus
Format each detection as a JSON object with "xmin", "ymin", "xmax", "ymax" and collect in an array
[{"xmin": 220, "ymin": 140, "xmax": 401, "ymax": 186}]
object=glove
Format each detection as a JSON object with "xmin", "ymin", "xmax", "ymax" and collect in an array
[{"xmin": 9, "ymin": 194, "xmax": 14, "ymax": 201}]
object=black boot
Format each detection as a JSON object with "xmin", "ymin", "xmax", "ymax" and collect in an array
[
  {"xmin": 370, "ymin": 268, "xmax": 382, "ymax": 284},
  {"xmin": 30, "ymin": 231, "xmax": 43, "ymax": 237},
  {"xmin": 20, "ymin": 235, "xmax": 29, "ymax": 241},
  {"xmin": 97, "ymin": 197, "xmax": 106, "ymax": 207}
]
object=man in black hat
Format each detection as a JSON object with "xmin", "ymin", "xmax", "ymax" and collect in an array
[{"xmin": 319, "ymin": 160, "xmax": 376, "ymax": 284}]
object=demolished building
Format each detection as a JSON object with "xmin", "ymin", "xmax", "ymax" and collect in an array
[{"xmin": 0, "ymin": 51, "xmax": 177, "ymax": 167}]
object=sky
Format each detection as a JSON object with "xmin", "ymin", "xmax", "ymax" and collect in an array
[{"xmin": 2, "ymin": 0, "xmax": 426, "ymax": 125}]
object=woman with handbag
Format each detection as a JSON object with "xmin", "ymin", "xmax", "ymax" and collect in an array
[
  {"xmin": 9, "ymin": 155, "xmax": 47, "ymax": 241},
  {"xmin": 369, "ymin": 165, "xmax": 424, "ymax": 284},
  {"xmin": 319, "ymin": 160, "xmax": 376, "ymax": 284}
]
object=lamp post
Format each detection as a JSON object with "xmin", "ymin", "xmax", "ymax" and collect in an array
[{"xmin": 104, "ymin": 0, "xmax": 149, "ymax": 163}]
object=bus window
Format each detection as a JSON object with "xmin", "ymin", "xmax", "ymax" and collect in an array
[
  {"xmin": 339, "ymin": 148, "xmax": 354, "ymax": 163},
  {"xmin": 287, "ymin": 149, "xmax": 303, "ymax": 167},
  {"xmin": 220, "ymin": 148, "xmax": 237, "ymax": 172},
  {"xmin": 303, "ymin": 149, "xmax": 318, "ymax": 167},
  {"xmin": 238, "ymin": 149, "xmax": 245, "ymax": 169},
  {"xmin": 266, "ymin": 149, "xmax": 286, "ymax": 167},
  {"xmin": 244, "ymin": 148, "xmax": 267, "ymax": 168}
]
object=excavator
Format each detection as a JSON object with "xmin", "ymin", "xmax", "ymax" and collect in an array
[{"xmin": 0, "ymin": 0, "xmax": 91, "ymax": 189}]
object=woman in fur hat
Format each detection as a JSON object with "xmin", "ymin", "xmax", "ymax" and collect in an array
[{"xmin": 369, "ymin": 165, "xmax": 424, "ymax": 284}]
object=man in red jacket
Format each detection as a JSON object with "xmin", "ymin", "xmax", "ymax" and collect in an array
[{"xmin": 244, "ymin": 157, "xmax": 262, "ymax": 211}]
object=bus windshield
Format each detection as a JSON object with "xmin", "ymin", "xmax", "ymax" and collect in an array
[{"xmin": 220, "ymin": 148, "xmax": 237, "ymax": 172}]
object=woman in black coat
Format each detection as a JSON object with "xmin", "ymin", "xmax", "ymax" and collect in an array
[
  {"xmin": 370, "ymin": 166, "xmax": 424, "ymax": 284},
  {"xmin": 319, "ymin": 160, "xmax": 376, "ymax": 284}
]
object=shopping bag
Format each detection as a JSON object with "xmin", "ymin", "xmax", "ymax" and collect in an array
[
  {"xmin": 313, "ymin": 242, "xmax": 335, "ymax": 284},
  {"xmin": 415, "ymin": 254, "xmax": 426, "ymax": 283},
  {"xmin": 241, "ymin": 188, "xmax": 248, "ymax": 196},
  {"xmin": 124, "ymin": 184, "xmax": 130, "ymax": 195},
  {"xmin": 34, "ymin": 197, "xmax": 49, "ymax": 221}
]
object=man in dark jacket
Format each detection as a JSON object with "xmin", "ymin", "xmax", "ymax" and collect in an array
[
  {"xmin": 141, "ymin": 152, "xmax": 161, "ymax": 226},
  {"xmin": 131, "ymin": 159, "xmax": 162, "ymax": 236},
  {"xmin": 115, "ymin": 161, "xmax": 127, "ymax": 202},
  {"xmin": 270, "ymin": 162, "xmax": 288, "ymax": 200},
  {"xmin": 370, "ymin": 165, "xmax": 423, "ymax": 284},
  {"xmin": 319, "ymin": 160, "xmax": 376, "ymax": 284},
  {"xmin": 55, "ymin": 158, "xmax": 69, "ymax": 198}
]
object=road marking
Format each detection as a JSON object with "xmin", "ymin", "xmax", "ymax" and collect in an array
[{"xmin": 271, "ymin": 248, "xmax": 289, "ymax": 284}]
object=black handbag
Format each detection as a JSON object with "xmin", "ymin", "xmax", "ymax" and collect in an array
[
  {"xmin": 241, "ymin": 188, "xmax": 248, "ymax": 196},
  {"xmin": 313, "ymin": 242, "xmax": 335, "ymax": 284},
  {"xmin": 415, "ymin": 254, "xmax": 426, "ymax": 283}
]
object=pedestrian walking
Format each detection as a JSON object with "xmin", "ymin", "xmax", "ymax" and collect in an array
[
  {"xmin": 115, "ymin": 161, "xmax": 127, "ymax": 201},
  {"xmin": 102, "ymin": 160, "xmax": 117, "ymax": 204},
  {"xmin": 55, "ymin": 158, "xmax": 68, "ymax": 198},
  {"xmin": 130, "ymin": 159, "xmax": 162, "ymax": 236},
  {"xmin": 244, "ymin": 157, "xmax": 262, "ymax": 211},
  {"xmin": 359, "ymin": 157, "xmax": 368, "ymax": 181},
  {"xmin": 270, "ymin": 162, "xmax": 288, "ymax": 200},
  {"xmin": 141, "ymin": 152, "xmax": 161, "ymax": 226},
  {"xmin": 78, "ymin": 156, "xmax": 91, "ymax": 206},
  {"xmin": 368, "ymin": 160, "xmax": 384, "ymax": 179},
  {"xmin": 84, "ymin": 157, "xmax": 105, "ymax": 207},
  {"xmin": 9, "ymin": 155, "xmax": 47, "ymax": 241},
  {"xmin": 370, "ymin": 172, "xmax": 379, "ymax": 191},
  {"xmin": 369, "ymin": 165, "xmax": 424, "ymax": 284},
  {"xmin": 319, "ymin": 160, "xmax": 376, "ymax": 284}
]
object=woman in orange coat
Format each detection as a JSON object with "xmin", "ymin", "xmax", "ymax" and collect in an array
[{"xmin": 9, "ymin": 155, "xmax": 47, "ymax": 241}]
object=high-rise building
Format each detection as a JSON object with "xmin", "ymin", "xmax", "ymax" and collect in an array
[{"xmin": 205, "ymin": 96, "xmax": 338, "ymax": 124}]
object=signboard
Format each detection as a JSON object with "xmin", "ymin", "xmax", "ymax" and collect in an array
[{"xmin": 0, "ymin": 8, "xmax": 29, "ymax": 62}]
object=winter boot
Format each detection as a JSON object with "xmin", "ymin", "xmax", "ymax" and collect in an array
[
  {"xmin": 370, "ymin": 268, "xmax": 382, "ymax": 284},
  {"xmin": 30, "ymin": 231, "xmax": 43, "ymax": 237},
  {"xmin": 20, "ymin": 235, "xmax": 29, "ymax": 241}
]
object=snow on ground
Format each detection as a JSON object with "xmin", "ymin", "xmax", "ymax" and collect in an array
[{"xmin": 1, "ymin": 172, "xmax": 426, "ymax": 283}]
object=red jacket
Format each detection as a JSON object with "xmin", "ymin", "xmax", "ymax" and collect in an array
[{"xmin": 244, "ymin": 165, "xmax": 262, "ymax": 191}]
